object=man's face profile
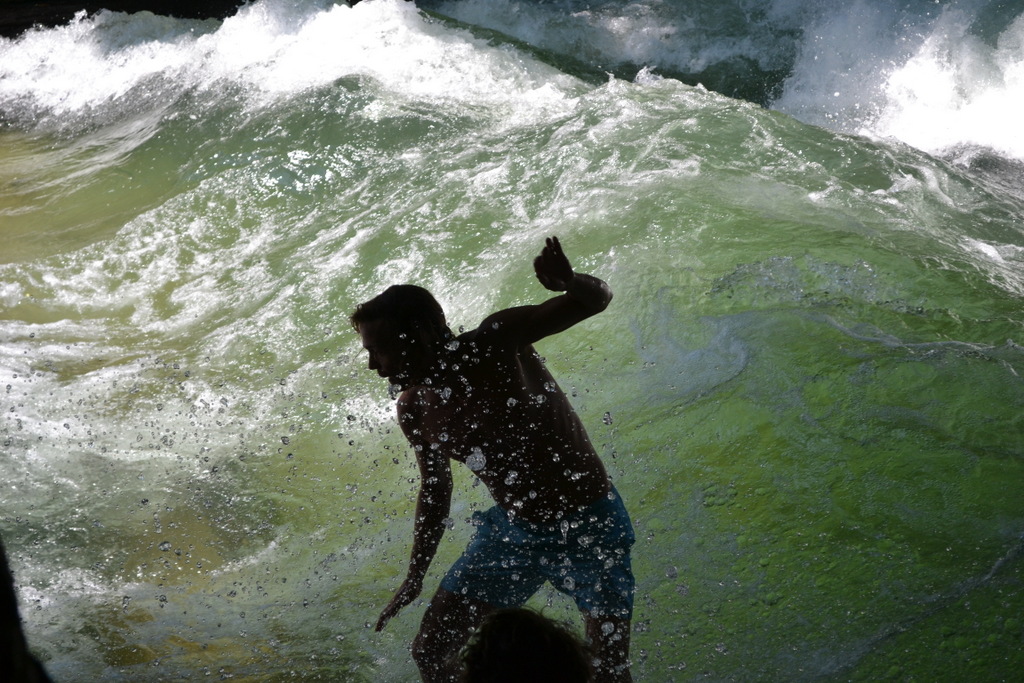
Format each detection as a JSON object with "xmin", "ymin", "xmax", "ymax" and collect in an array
[
  {"xmin": 358, "ymin": 318, "xmax": 403, "ymax": 380},
  {"xmin": 358, "ymin": 318, "xmax": 430, "ymax": 389}
]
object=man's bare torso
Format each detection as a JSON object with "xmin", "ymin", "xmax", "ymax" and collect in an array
[{"xmin": 397, "ymin": 327, "xmax": 610, "ymax": 523}]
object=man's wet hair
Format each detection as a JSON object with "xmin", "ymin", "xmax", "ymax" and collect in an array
[
  {"xmin": 350, "ymin": 284, "xmax": 450, "ymax": 343},
  {"xmin": 459, "ymin": 607, "xmax": 594, "ymax": 683}
]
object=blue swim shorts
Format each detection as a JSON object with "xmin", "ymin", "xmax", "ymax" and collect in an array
[{"xmin": 440, "ymin": 487, "xmax": 635, "ymax": 619}]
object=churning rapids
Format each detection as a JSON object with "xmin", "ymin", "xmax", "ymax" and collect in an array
[{"xmin": 2, "ymin": 0, "xmax": 1023, "ymax": 680}]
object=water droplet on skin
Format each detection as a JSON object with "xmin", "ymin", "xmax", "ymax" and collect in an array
[
  {"xmin": 507, "ymin": 397, "xmax": 518, "ymax": 407},
  {"xmin": 504, "ymin": 470, "xmax": 519, "ymax": 484},
  {"xmin": 602, "ymin": 621, "xmax": 615, "ymax": 636},
  {"xmin": 466, "ymin": 447, "xmax": 486, "ymax": 472},
  {"xmin": 602, "ymin": 412, "xmax": 613, "ymax": 425}
]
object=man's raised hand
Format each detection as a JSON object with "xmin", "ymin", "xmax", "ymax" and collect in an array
[{"xmin": 533, "ymin": 236, "xmax": 574, "ymax": 292}]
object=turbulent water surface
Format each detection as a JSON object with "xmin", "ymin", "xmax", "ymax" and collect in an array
[{"xmin": 2, "ymin": 0, "xmax": 1023, "ymax": 680}]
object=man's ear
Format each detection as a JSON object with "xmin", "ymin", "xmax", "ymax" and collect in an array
[{"xmin": 415, "ymin": 320, "xmax": 445, "ymax": 349}]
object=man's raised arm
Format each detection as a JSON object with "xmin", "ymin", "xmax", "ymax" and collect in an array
[{"xmin": 479, "ymin": 236, "xmax": 612, "ymax": 347}]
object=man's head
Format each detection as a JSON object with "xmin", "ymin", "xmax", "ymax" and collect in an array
[{"xmin": 351, "ymin": 285, "xmax": 451, "ymax": 388}]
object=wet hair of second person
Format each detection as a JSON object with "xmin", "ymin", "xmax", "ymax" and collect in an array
[{"xmin": 459, "ymin": 607, "xmax": 594, "ymax": 683}]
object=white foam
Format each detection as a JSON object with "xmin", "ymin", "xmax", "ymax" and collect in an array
[
  {"xmin": 772, "ymin": 1, "xmax": 927, "ymax": 133},
  {"xmin": 0, "ymin": 10, "xmax": 209, "ymax": 115},
  {"xmin": 5, "ymin": 0, "xmax": 1022, "ymax": 160},
  {"xmin": 772, "ymin": 3, "xmax": 1024, "ymax": 161},
  {"xmin": 870, "ymin": 12, "xmax": 1024, "ymax": 160},
  {"xmin": 0, "ymin": 0, "xmax": 580, "ymax": 127}
]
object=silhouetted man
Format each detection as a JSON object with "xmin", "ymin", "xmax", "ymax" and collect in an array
[{"xmin": 352, "ymin": 237, "xmax": 634, "ymax": 682}]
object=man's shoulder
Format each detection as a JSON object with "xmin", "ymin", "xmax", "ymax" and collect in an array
[
  {"xmin": 456, "ymin": 309, "xmax": 529, "ymax": 352},
  {"xmin": 395, "ymin": 386, "xmax": 453, "ymax": 447},
  {"xmin": 396, "ymin": 385, "xmax": 449, "ymax": 418},
  {"xmin": 396, "ymin": 385, "xmax": 431, "ymax": 411}
]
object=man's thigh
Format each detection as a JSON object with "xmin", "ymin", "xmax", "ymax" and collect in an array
[{"xmin": 440, "ymin": 508, "xmax": 547, "ymax": 607}]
